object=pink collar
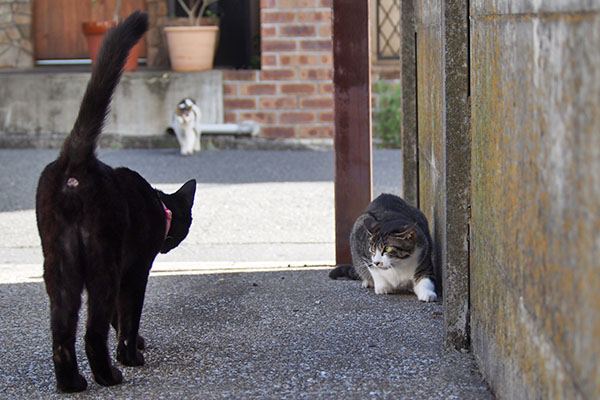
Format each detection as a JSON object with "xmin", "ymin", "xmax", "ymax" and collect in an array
[{"xmin": 161, "ymin": 201, "xmax": 173, "ymax": 239}]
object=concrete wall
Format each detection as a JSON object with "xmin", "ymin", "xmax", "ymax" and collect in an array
[
  {"xmin": 0, "ymin": 70, "xmax": 222, "ymax": 140},
  {"xmin": 470, "ymin": 1, "xmax": 600, "ymax": 398},
  {"xmin": 400, "ymin": 0, "xmax": 418, "ymax": 206},
  {"xmin": 415, "ymin": 0, "xmax": 446, "ymax": 309},
  {"xmin": 414, "ymin": 0, "xmax": 471, "ymax": 349},
  {"xmin": 405, "ymin": 0, "xmax": 599, "ymax": 397}
]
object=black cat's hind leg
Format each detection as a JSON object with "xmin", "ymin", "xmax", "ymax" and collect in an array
[
  {"xmin": 84, "ymin": 263, "xmax": 123, "ymax": 387},
  {"xmin": 44, "ymin": 256, "xmax": 88, "ymax": 393},
  {"xmin": 116, "ymin": 269, "xmax": 150, "ymax": 366},
  {"xmin": 111, "ymin": 315, "xmax": 145, "ymax": 350}
]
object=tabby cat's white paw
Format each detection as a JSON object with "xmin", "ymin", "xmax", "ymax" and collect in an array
[
  {"xmin": 417, "ymin": 290, "xmax": 437, "ymax": 302},
  {"xmin": 374, "ymin": 284, "xmax": 392, "ymax": 295},
  {"xmin": 414, "ymin": 278, "xmax": 437, "ymax": 302}
]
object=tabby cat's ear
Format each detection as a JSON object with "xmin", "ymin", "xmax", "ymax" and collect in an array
[
  {"xmin": 176, "ymin": 179, "xmax": 197, "ymax": 207},
  {"xmin": 394, "ymin": 222, "xmax": 417, "ymax": 241},
  {"xmin": 363, "ymin": 216, "xmax": 376, "ymax": 235}
]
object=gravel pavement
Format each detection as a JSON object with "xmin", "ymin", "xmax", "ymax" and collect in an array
[{"xmin": 0, "ymin": 149, "xmax": 492, "ymax": 399}]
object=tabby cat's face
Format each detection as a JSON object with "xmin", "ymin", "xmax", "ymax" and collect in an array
[{"xmin": 367, "ymin": 223, "xmax": 417, "ymax": 270}]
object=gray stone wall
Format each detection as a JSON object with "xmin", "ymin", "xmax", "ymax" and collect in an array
[
  {"xmin": 470, "ymin": 1, "xmax": 600, "ymax": 398},
  {"xmin": 0, "ymin": 70, "xmax": 223, "ymax": 140},
  {"xmin": 0, "ymin": 0, "xmax": 32, "ymax": 68},
  {"xmin": 411, "ymin": 0, "xmax": 471, "ymax": 349},
  {"xmin": 399, "ymin": 0, "xmax": 417, "ymax": 206},
  {"xmin": 403, "ymin": 0, "xmax": 599, "ymax": 397},
  {"xmin": 415, "ymin": 0, "xmax": 447, "ymax": 315}
]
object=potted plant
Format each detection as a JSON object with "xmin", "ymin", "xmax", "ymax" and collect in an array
[
  {"xmin": 164, "ymin": 0, "xmax": 220, "ymax": 71},
  {"xmin": 81, "ymin": 0, "xmax": 142, "ymax": 71}
]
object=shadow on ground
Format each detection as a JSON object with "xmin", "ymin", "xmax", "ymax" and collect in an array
[{"xmin": 0, "ymin": 268, "xmax": 491, "ymax": 399}]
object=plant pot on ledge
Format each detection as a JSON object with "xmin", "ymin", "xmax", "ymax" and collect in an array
[
  {"xmin": 164, "ymin": 0, "xmax": 221, "ymax": 72},
  {"xmin": 82, "ymin": 20, "xmax": 141, "ymax": 72},
  {"xmin": 164, "ymin": 24, "xmax": 218, "ymax": 71}
]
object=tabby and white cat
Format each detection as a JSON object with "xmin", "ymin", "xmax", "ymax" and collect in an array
[
  {"xmin": 329, "ymin": 193, "xmax": 437, "ymax": 302},
  {"xmin": 172, "ymin": 98, "xmax": 202, "ymax": 156}
]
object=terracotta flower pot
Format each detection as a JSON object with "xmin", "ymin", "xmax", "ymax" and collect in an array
[
  {"xmin": 82, "ymin": 20, "xmax": 141, "ymax": 71},
  {"xmin": 164, "ymin": 26, "xmax": 219, "ymax": 72}
]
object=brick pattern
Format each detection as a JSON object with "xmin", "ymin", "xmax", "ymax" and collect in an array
[
  {"xmin": 0, "ymin": 0, "xmax": 401, "ymax": 141},
  {"xmin": 223, "ymin": 2, "xmax": 334, "ymax": 139},
  {"xmin": 0, "ymin": 0, "xmax": 33, "ymax": 68}
]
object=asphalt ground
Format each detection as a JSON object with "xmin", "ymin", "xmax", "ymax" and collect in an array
[{"xmin": 0, "ymin": 149, "xmax": 492, "ymax": 399}]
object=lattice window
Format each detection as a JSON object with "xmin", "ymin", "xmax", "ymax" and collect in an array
[{"xmin": 376, "ymin": 0, "xmax": 401, "ymax": 60}]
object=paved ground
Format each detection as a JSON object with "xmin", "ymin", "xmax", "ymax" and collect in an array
[{"xmin": 0, "ymin": 149, "xmax": 492, "ymax": 399}]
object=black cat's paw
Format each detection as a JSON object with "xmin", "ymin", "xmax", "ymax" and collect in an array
[
  {"xmin": 93, "ymin": 365, "xmax": 123, "ymax": 387},
  {"xmin": 57, "ymin": 372, "xmax": 88, "ymax": 393},
  {"xmin": 136, "ymin": 334, "xmax": 145, "ymax": 350},
  {"xmin": 119, "ymin": 350, "xmax": 145, "ymax": 366},
  {"xmin": 117, "ymin": 342, "xmax": 145, "ymax": 366}
]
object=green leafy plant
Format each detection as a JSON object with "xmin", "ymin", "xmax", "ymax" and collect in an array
[{"xmin": 374, "ymin": 82, "xmax": 402, "ymax": 148}]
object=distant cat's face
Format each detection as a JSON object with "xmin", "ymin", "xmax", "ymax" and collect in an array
[
  {"xmin": 367, "ymin": 222, "xmax": 417, "ymax": 270},
  {"xmin": 175, "ymin": 98, "xmax": 197, "ymax": 126}
]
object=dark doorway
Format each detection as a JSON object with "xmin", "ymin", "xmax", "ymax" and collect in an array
[{"xmin": 169, "ymin": 0, "xmax": 261, "ymax": 69}]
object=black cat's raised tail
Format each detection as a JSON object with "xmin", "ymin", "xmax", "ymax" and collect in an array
[
  {"xmin": 37, "ymin": 11, "xmax": 197, "ymax": 393},
  {"xmin": 59, "ymin": 11, "xmax": 148, "ymax": 167}
]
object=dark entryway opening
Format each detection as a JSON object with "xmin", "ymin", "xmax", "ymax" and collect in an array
[{"xmin": 170, "ymin": 0, "xmax": 261, "ymax": 69}]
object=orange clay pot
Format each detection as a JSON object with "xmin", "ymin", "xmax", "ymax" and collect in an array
[
  {"xmin": 82, "ymin": 20, "xmax": 141, "ymax": 71},
  {"xmin": 164, "ymin": 26, "xmax": 219, "ymax": 72}
]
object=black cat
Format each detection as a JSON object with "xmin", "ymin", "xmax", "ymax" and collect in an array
[{"xmin": 35, "ymin": 12, "xmax": 196, "ymax": 392}]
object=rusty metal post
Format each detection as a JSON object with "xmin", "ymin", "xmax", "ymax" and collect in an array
[{"xmin": 332, "ymin": 0, "xmax": 372, "ymax": 264}]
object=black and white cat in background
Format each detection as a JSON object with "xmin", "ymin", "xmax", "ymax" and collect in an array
[
  {"xmin": 329, "ymin": 193, "xmax": 437, "ymax": 302},
  {"xmin": 172, "ymin": 97, "xmax": 202, "ymax": 155}
]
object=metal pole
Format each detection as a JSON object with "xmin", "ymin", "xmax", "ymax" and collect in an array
[{"xmin": 332, "ymin": 0, "xmax": 373, "ymax": 265}]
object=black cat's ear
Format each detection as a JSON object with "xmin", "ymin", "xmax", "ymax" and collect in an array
[{"xmin": 176, "ymin": 179, "xmax": 196, "ymax": 207}]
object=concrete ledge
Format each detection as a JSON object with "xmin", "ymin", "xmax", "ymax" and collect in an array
[
  {"xmin": 0, "ymin": 133, "xmax": 180, "ymax": 150},
  {"xmin": 0, "ymin": 133, "xmax": 334, "ymax": 151},
  {"xmin": 0, "ymin": 68, "xmax": 223, "ymax": 138}
]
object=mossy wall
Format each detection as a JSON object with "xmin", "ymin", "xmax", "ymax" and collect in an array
[
  {"xmin": 470, "ymin": 2, "xmax": 600, "ymax": 398},
  {"xmin": 406, "ymin": 0, "xmax": 600, "ymax": 397},
  {"xmin": 414, "ymin": 0, "xmax": 471, "ymax": 349}
]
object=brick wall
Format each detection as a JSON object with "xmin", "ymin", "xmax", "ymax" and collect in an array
[
  {"xmin": 0, "ymin": 0, "xmax": 401, "ymax": 142},
  {"xmin": 223, "ymin": 0, "xmax": 334, "ymax": 139}
]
